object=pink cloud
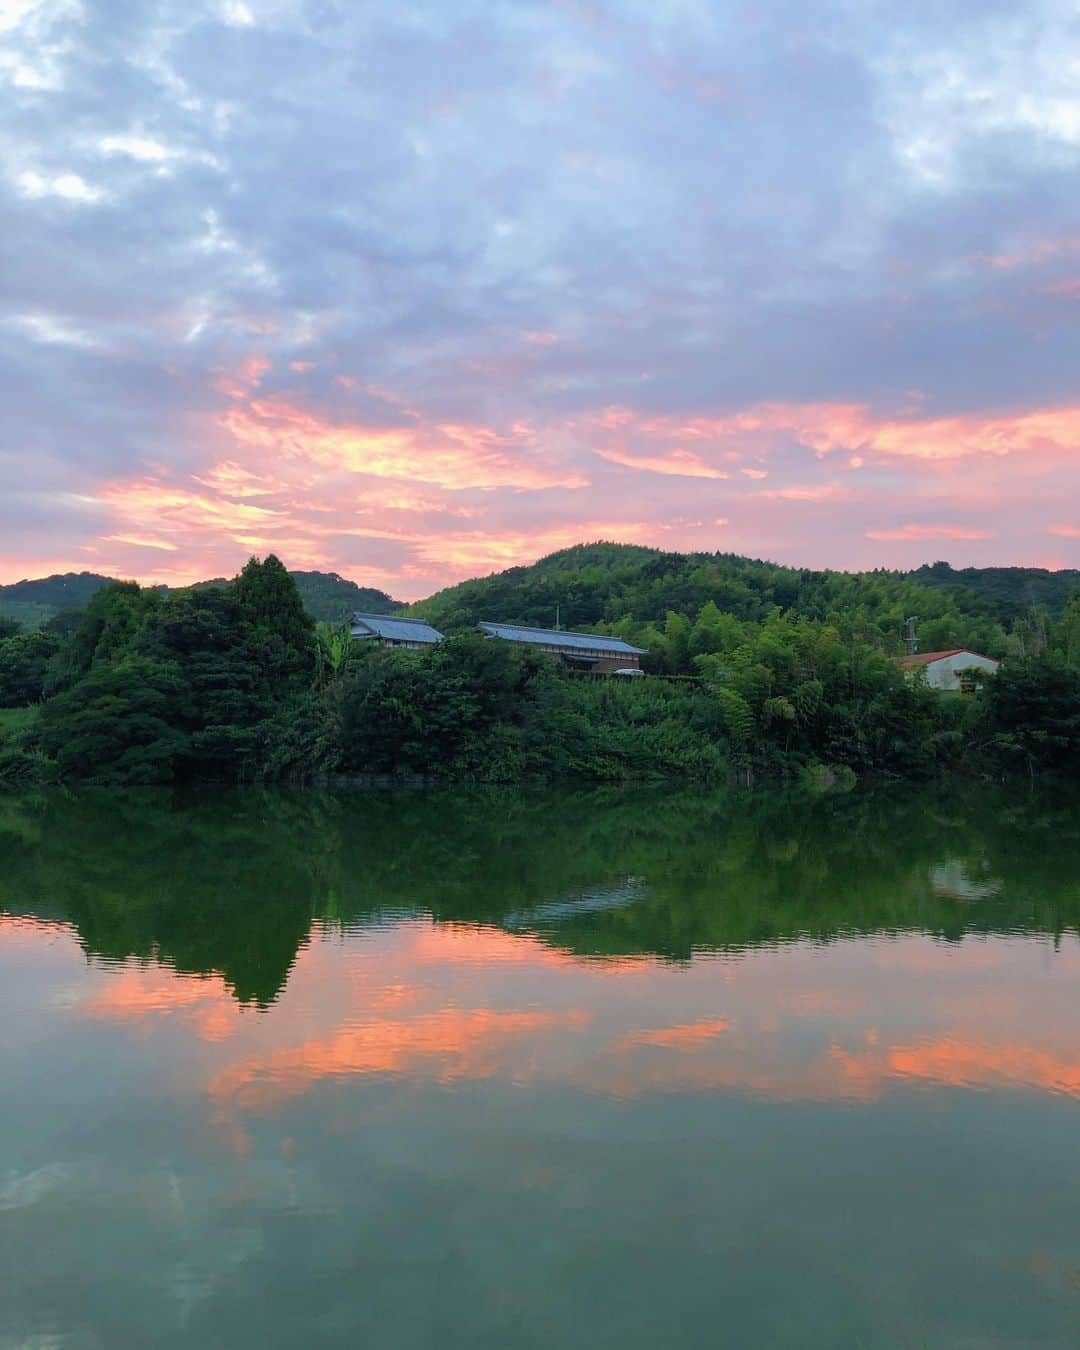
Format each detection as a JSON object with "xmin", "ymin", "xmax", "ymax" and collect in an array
[
  {"xmin": 759, "ymin": 483, "xmax": 854, "ymax": 502},
  {"xmin": 973, "ymin": 236, "xmax": 1080, "ymax": 271},
  {"xmin": 220, "ymin": 395, "xmax": 588, "ymax": 491},
  {"xmin": 1042, "ymin": 278, "xmax": 1080, "ymax": 299},
  {"xmin": 594, "ymin": 446, "xmax": 730, "ymax": 479},
  {"xmin": 593, "ymin": 400, "xmax": 1080, "ymax": 463},
  {"xmin": 8, "ymin": 365, "xmax": 1078, "ymax": 594},
  {"xmin": 101, "ymin": 533, "xmax": 180, "ymax": 552},
  {"xmin": 213, "ymin": 355, "xmax": 270, "ymax": 400},
  {"xmin": 866, "ymin": 524, "xmax": 993, "ymax": 542}
]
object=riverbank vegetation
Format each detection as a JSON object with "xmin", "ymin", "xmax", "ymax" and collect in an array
[{"xmin": 1, "ymin": 548, "xmax": 1078, "ymax": 788}]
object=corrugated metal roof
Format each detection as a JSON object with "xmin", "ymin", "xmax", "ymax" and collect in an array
[
  {"xmin": 899, "ymin": 649, "xmax": 997, "ymax": 668},
  {"xmin": 351, "ymin": 612, "xmax": 444, "ymax": 644},
  {"xmin": 478, "ymin": 621, "xmax": 646, "ymax": 655}
]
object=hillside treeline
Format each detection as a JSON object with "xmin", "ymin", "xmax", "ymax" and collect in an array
[
  {"xmin": 1, "ymin": 551, "xmax": 1078, "ymax": 788},
  {"xmin": 410, "ymin": 543, "xmax": 1076, "ymax": 663}
]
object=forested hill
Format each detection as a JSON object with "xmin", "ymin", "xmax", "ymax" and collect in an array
[
  {"xmin": 909, "ymin": 561, "xmax": 1080, "ymax": 622},
  {"xmin": 409, "ymin": 542, "xmax": 1077, "ymax": 660},
  {"xmin": 0, "ymin": 569, "xmax": 400, "ymax": 629},
  {"xmin": 272, "ymin": 572, "xmax": 400, "ymax": 622},
  {"xmin": 0, "ymin": 572, "xmax": 111, "ymax": 629}
]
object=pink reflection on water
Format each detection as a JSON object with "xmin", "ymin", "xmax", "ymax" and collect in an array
[{"xmin": 5, "ymin": 915, "xmax": 1080, "ymax": 1132}]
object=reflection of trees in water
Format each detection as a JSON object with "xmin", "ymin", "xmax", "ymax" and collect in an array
[
  {"xmin": 1, "ymin": 783, "xmax": 1079, "ymax": 1005},
  {"xmin": 929, "ymin": 859, "xmax": 1004, "ymax": 902}
]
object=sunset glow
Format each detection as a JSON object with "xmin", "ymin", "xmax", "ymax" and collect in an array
[{"xmin": 2, "ymin": 0, "xmax": 1078, "ymax": 593}]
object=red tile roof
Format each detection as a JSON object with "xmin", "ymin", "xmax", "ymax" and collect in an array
[{"xmin": 899, "ymin": 649, "xmax": 996, "ymax": 669}]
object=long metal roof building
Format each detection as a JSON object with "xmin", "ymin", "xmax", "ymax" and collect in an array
[
  {"xmin": 477, "ymin": 621, "xmax": 646, "ymax": 656},
  {"xmin": 350, "ymin": 612, "xmax": 444, "ymax": 645}
]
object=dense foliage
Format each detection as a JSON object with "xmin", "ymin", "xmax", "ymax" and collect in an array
[
  {"xmin": 1, "ymin": 546, "xmax": 1078, "ymax": 788},
  {"xmin": 910, "ymin": 560, "xmax": 1080, "ymax": 622},
  {"xmin": 412, "ymin": 543, "xmax": 1018, "ymax": 659}
]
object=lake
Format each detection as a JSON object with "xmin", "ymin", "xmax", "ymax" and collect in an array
[{"xmin": 2, "ymin": 784, "xmax": 1080, "ymax": 1348}]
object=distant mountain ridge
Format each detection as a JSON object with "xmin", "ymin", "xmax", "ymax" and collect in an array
[
  {"xmin": 0, "ymin": 569, "xmax": 401, "ymax": 629},
  {"xmin": 1, "ymin": 547, "xmax": 1077, "ymax": 636}
]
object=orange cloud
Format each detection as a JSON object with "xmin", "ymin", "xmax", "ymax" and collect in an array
[
  {"xmin": 101, "ymin": 533, "xmax": 180, "ymax": 551},
  {"xmin": 219, "ymin": 396, "xmax": 587, "ymax": 491},
  {"xmin": 192, "ymin": 460, "xmax": 279, "ymax": 498},
  {"xmin": 401, "ymin": 519, "xmax": 663, "ymax": 574},
  {"xmin": 96, "ymin": 476, "xmax": 332, "ymax": 571},
  {"xmin": 100, "ymin": 478, "xmax": 280, "ymax": 530},
  {"xmin": 1048, "ymin": 523, "xmax": 1080, "ymax": 538}
]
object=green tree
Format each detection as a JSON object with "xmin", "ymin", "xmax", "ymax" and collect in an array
[
  {"xmin": 36, "ymin": 657, "xmax": 189, "ymax": 784},
  {"xmin": 979, "ymin": 660, "xmax": 1080, "ymax": 777},
  {"xmin": 0, "ymin": 628, "xmax": 62, "ymax": 706},
  {"xmin": 1053, "ymin": 591, "xmax": 1080, "ymax": 671},
  {"xmin": 233, "ymin": 554, "xmax": 317, "ymax": 691}
]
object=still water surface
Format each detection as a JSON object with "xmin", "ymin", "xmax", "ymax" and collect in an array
[{"xmin": 2, "ymin": 785, "xmax": 1080, "ymax": 1348}]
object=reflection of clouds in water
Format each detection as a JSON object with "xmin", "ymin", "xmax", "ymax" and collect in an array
[
  {"xmin": 834, "ymin": 1037, "xmax": 1080, "ymax": 1099},
  {"xmin": 79, "ymin": 968, "xmax": 243, "ymax": 1042},
  {"xmin": 6, "ymin": 787, "xmax": 1080, "ymax": 1350},
  {"xmin": 208, "ymin": 1007, "xmax": 592, "ymax": 1111},
  {"xmin": 190, "ymin": 923, "xmax": 1080, "ymax": 1116}
]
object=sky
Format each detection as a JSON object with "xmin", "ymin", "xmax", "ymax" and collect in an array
[{"xmin": 1, "ymin": 0, "xmax": 1078, "ymax": 600}]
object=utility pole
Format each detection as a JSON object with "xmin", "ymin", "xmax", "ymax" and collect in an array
[{"xmin": 555, "ymin": 604, "xmax": 561, "ymax": 632}]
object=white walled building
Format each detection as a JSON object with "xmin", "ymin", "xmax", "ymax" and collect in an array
[{"xmin": 899, "ymin": 648, "xmax": 1000, "ymax": 691}]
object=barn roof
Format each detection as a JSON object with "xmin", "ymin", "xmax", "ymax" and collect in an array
[
  {"xmin": 478, "ymin": 621, "xmax": 646, "ymax": 655},
  {"xmin": 351, "ymin": 612, "xmax": 444, "ymax": 644},
  {"xmin": 899, "ymin": 648, "xmax": 997, "ymax": 669}
]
